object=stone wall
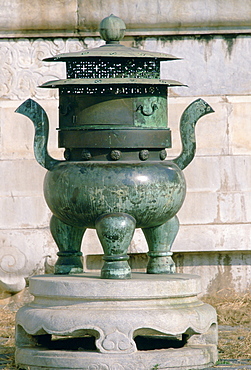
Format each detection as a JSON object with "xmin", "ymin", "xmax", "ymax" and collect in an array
[{"xmin": 0, "ymin": 0, "xmax": 251, "ymax": 295}]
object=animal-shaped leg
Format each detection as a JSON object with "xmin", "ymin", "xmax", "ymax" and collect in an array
[
  {"xmin": 95, "ymin": 213, "xmax": 136, "ymax": 279},
  {"xmin": 143, "ymin": 216, "xmax": 179, "ymax": 274},
  {"xmin": 50, "ymin": 215, "xmax": 86, "ymax": 274}
]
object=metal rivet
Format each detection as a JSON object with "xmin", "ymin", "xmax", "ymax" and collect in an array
[
  {"xmin": 159, "ymin": 149, "xmax": 167, "ymax": 160},
  {"xmin": 64, "ymin": 148, "xmax": 71, "ymax": 160},
  {"xmin": 139, "ymin": 150, "xmax": 149, "ymax": 161},
  {"xmin": 110, "ymin": 150, "xmax": 121, "ymax": 161},
  {"xmin": 81, "ymin": 149, "xmax": 92, "ymax": 161}
]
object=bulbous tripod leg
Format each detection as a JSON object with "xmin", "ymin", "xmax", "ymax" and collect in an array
[
  {"xmin": 50, "ymin": 215, "xmax": 86, "ymax": 274},
  {"xmin": 143, "ymin": 216, "xmax": 179, "ymax": 274},
  {"xmin": 95, "ymin": 213, "xmax": 136, "ymax": 279}
]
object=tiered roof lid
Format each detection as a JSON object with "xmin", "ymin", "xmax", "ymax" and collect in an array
[{"xmin": 41, "ymin": 14, "xmax": 183, "ymax": 89}]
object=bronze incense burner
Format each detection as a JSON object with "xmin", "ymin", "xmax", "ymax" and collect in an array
[{"xmin": 16, "ymin": 15, "xmax": 214, "ymax": 279}]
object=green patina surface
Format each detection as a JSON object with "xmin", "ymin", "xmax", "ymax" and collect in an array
[{"xmin": 16, "ymin": 97, "xmax": 213, "ymax": 278}]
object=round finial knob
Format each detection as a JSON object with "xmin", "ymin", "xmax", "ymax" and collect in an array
[{"xmin": 99, "ymin": 14, "xmax": 126, "ymax": 44}]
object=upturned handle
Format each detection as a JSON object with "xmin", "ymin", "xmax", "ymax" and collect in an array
[{"xmin": 15, "ymin": 99, "xmax": 62, "ymax": 171}]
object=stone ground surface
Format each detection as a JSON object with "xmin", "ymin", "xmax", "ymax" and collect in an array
[{"xmin": 207, "ymin": 359, "xmax": 251, "ymax": 369}]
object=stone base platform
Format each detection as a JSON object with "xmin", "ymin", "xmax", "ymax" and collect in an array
[{"xmin": 15, "ymin": 273, "xmax": 218, "ymax": 370}]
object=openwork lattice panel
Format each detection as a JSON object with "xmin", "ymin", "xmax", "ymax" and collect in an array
[
  {"xmin": 66, "ymin": 59, "xmax": 160, "ymax": 79},
  {"xmin": 59, "ymin": 85, "xmax": 166, "ymax": 96}
]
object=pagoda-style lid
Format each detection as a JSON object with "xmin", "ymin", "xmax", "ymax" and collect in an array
[
  {"xmin": 44, "ymin": 44, "xmax": 179, "ymax": 62},
  {"xmin": 42, "ymin": 78, "xmax": 184, "ymax": 88},
  {"xmin": 41, "ymin": 15, "xmax": 184, "ymax": 89},
  {"xmin": 44, "ymin": 14, "xmax": 179, "ymax": 62}
]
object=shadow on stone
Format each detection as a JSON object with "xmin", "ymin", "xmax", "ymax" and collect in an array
[
  {"xmin": 37, "ymin": 335, "xmax": 97, "ymax": 351},
  {"xmin": 135, "ymin": 334, "xmax": 187, "ymax": 350}
]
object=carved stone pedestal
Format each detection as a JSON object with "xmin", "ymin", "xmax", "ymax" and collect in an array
[{"xmin": 15, "ymin": 273, "xmax": 218, "ymax": 370}]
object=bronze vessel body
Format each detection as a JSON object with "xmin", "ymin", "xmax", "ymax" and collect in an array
[{"xmin": 16, "ymin": 15, "xmax": 214, "ymax": 279}]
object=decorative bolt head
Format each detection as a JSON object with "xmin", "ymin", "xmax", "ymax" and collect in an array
[
  {"xmin": 159, "ymin": 149, "xmax": 167, "ymax": 160},
  {"xmin": 81, "ymin": 149, "xmax": 92, "ymax": 161},
  {"xmin": 139, "ymin": 150, "xmax": 149, "ymax": 161},
  {"xmin": 110, "ymin": 150, "xmax": 121, "ymax": 161},
  {"xmin": 99, "ymin": 14, "xmax": 126, "ymax": 43}
]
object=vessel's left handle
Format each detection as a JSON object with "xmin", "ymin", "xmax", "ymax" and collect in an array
[{"xmin": 15, "ymin": 99, "xmax": 62, "ymax": 171}]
